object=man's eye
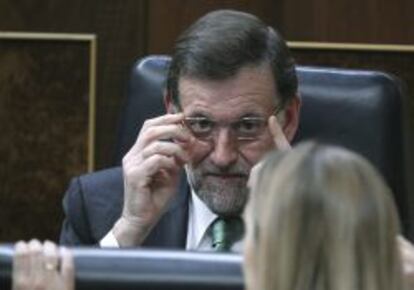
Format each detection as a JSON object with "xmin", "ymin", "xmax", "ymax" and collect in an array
[
  {"xmin": 187, "ymin": 118, "xmax": 214, "ymax": 133},
  {"xmin": 236, "ymin": 119, "xmax": 264, "ymax": 134}
]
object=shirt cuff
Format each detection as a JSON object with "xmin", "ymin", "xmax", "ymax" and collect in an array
[{"xmin": 99, "ymin": 230, "xmax": 120, "ymax": 248}]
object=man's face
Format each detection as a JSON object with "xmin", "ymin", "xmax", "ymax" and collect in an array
[{"xmin": 177, "ymin": 64, "xmax": 281, "ymax": 217}]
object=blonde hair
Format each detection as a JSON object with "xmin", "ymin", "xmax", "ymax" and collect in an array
[{"xmin": 248, "ymin": 141, "xmax": 405, "ymax": 290}]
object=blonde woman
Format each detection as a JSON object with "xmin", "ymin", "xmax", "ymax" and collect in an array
[{"xmin": 244, "ymin": 141, "xmax": 406, "ymax": 290}]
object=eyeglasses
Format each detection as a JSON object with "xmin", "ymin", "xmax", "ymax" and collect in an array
[{"xmin": 182, "ymin": 104, "xmax": 284, "ymax": 142}]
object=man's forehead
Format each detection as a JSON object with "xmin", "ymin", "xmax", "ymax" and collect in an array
[{"xmin": 177, "ymin": 65, "xmax": 278, "ymax": 111}]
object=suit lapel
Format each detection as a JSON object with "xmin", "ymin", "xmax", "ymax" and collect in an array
[{"xmin": 142, "ymin": 172, "xmax": 190, "ymax": 249}]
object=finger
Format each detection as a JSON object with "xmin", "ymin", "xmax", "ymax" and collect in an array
[
  {"xmin": 155, "ymin": 168, "xmax": 175, "ymax": 182},
  {"xmin": 398, "ymin": 235, "xmax": 413, "ymax": 248},
  {"xmin": 126, "ymin": 124, "xmax": 192, "ymax": 160},
  {"xmin": 153, "ymin": 159, "xmax": 183, "ymax": 183},
  {"xmin": 126, "ymin": 155, "xmax": 180, "ymax": 190},
  {"xmin": 398, "ymin": 236, "xmax": 414, "ymax": 255},
  {"xmin": 43, "ymin": 240, "xmax": 59, "ymax": 279},
  {"xmin": 135, "ymin": 154, "xmax": 179, "ymax": 178},
  {"xmin": 248, "ymin": 161, "xmax": 264, "ymax": 190},
  {"xmin": 141, "ymin": 141, "xmax": 190, "ymax": 164},
  {"xmin": 12, "ymin": 241, "xmax": 29, "ymax": 290},
  {"xmin": 139, "ymin": 124, "xmax": 193, "ymax": 147},
  {"xmin": 60, "ymin": 247, "xmax": 75, "ymax": 290},
  {"xmin": 127, "ymin": 113, "xmax": 186, "ymax": 155},
  {"xmin": 398, "ymin": 236, "xmax": 414, "ymax": 266},
  {"xmin": 28, "ymin": 239, "xmax": 45, "ymax": 289},
  {"xmin": 397, "ymin": 236, "xmax": 414, "ymax": 283},
  {"xmin": 141, "ymin": 113, "xmax": 184, "ymax": 130},
  {"xmin": 268, "ymin": 115, "xmax": 291, "ymax": 150}
]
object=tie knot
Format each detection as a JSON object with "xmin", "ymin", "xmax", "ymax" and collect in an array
[{"xmin": 211, "ymin": 217, "xmax": 244, "ymax": 252}]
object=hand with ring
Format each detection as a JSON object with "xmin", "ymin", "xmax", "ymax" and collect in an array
[{"xmin": 12, "ymin": 239, "xmax": 74, "ymax": 290}]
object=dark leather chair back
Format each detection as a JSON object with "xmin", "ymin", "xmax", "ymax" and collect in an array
[
  {"xmin": 0, "ymin": 246, "xmax": 243, "ymax": 290},
  {"xmin": 115, "ymin": 55, "xmax": 413, "ymax": 237}
]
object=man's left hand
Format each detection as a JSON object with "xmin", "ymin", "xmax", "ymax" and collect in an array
[
  {"xmin": 268, "ymin": 115, "xmax": 291, "ymax": 150},
  {"xmin": 398, "ymin": 236, "xmax": 414, "ymax": 289}
]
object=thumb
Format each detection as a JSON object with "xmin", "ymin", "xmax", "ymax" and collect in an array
[{"xmin": 268, "ymin": 115, "xmax": 291, "ymax": 151}]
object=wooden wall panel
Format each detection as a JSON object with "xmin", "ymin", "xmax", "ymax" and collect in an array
[
  {"xmin": 146, "ymin": 0, "xmax": 414, "ymax": 52},
  {"xmin": 0, "ymin": 0, "xmax": 148, "ymax": 171},
  {"xmin": 146, "ymin": 0, "xmax": 279, "ymax": 54},
  {"xmin": 274, "ymin": 0, "xmax": 414, "ymax": 44},
  {"xmin": 0, "ymin": 0, "xmax": 147, "ymax": 241},
  {"xmin": 0, "ymin": 36, "xmax": 91, "ymax": 242}
]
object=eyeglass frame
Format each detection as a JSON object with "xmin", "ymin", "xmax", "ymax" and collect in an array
[{"xmin": 180, "ymin": 102, "xmax": 285, "ymax": 142}]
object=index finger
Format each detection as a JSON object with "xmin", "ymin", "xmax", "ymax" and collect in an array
[
  {"xmin": 268, "ymin": 115, "xmax": 291, "ymax": 151},
  {"xmin": 248, "ymin": 161, "xmax": 264, "ymax": 190},
  {"xmin": 142, "ymin": 113, "xmax": 185, "ymax": 129}
]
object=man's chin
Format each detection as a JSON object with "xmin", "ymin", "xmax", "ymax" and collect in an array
[{"xmin": 196, "ymin": 184, "xmax": 248, "ymax": 217}]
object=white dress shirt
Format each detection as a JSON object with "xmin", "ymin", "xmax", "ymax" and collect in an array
[
  {"xmin": 185, "ymin": 190, "xmax": 217, "ymax": 250},
  {"xmin": 100, "ymin": 190, "xmax": 243, "ymax": 252}
]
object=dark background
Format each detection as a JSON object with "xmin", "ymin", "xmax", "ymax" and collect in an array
[{"xmin": 0, "ymin": 0, "xmax": 413, "ymax": 241}]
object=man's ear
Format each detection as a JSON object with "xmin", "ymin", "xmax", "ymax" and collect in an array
[
  {"xmin": 163, "ymin": 90, "xmax": 176, "ymax": 113},
  {"xmin": 282, "ymin": 95, "xmax": 301, "ymax": 142}
]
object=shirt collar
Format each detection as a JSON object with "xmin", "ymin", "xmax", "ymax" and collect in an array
[{"xmin": 186, "ymin": 189, "xmax": 217, "ymax": 250}]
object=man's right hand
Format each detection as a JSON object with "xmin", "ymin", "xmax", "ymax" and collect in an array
[{"xmin": 112, "ymin": 113, "xmax": 193, "ymax": 247}]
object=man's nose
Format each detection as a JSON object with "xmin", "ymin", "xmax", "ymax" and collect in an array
[{"xmin": 210, "ymin": 129, "xmax": 238, "ymax": 168}]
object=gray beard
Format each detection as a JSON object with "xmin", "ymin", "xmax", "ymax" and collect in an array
[{"xmin": 185, "ymin": 164, "xmax": 249, "ymax": 217}]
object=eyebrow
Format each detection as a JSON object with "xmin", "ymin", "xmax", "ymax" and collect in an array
[
  {"xmin": 185, "ymin": 111, "xmax": 213, "ymax": 118},
  {"xmin": 239, "ymin": 112, "xmax": 265, "ymax": 118},
  {"xmin": 185, "ymin": 109, "xmax": 269, "ymax": 120}
]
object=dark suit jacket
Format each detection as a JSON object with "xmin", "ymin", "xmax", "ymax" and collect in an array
[{"xmin": 59, "ymin": 167, "xmax": 190, "ymax": 248}]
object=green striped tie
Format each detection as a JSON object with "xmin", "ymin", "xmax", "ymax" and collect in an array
[{"xmin": 211, "ymin": 217, "xmax": 244, "ymax": 252}]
